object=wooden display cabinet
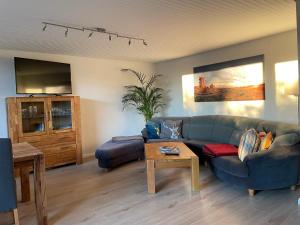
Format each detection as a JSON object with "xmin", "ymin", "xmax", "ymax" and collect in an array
[{"xmin": 7, "ymin": 96, "xmax": 82, "ymax": 168}]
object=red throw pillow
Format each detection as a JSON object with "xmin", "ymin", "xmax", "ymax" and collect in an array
[{"xmin": 203, "ymin": 144, "xmax": 238, "ymax": 157}]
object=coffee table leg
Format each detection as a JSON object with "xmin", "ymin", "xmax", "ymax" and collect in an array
[
  {"xmin": 191, "ymin": 157, "xmax": 200, "ymax": 192},
  {"xmin": 147, "ymin": 160, "xmax": 156, "ymax": 193}
]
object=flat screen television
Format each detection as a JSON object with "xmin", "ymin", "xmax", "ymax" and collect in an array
[{"xmin": 15, "ymin": 57, "xmax": 72, "ymax": 94}]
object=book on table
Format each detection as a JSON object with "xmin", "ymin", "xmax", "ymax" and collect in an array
[{"xmin": 159, "ymin": 146, "xmax": 180, "ymax": 155}]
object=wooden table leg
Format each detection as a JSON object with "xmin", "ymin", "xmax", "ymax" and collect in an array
[
  {"xmin": 20, "ymin": 167, "xmax": 30, "ymax": 202},
  {"xmin": 147, "ymin": 160, "xmax": 156, "ymax": 194},
  {"xmin": 191, "ymin": 156, "xmax": 200, "ymax": 192},
  {"xmin": 33, "ymin": 155, "xmax": 47, "ymax": 225},
  {"xmin": 13, "ymin": 208, "xmax": 20, "ymax": 225}
]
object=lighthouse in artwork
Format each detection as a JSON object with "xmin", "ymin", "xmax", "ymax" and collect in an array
[{"xmin": 198, "ymin": 76, "xmax": 207, "ymax": 93}]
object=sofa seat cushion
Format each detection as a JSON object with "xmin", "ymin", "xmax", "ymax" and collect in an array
[
  {"xmin": 211, "ymin": 156, "xmax": 249, "ymax": 178},
  {"xmin": 183, "ymin": 139, "xmax": 219, "ymax": 149},
  {"xmin": 95, "ymin": 140, "xmax": 144, "ymax": 159},
  {"xmin": 203, "ymin": 144, "xmax": 238, "ymax": 157}
]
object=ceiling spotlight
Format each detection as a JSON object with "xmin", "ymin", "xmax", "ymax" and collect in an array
[
  {"xmin": 88, "ymin": 32, "xmax": 93, "ymax": 39},
  {"xmin": 128, "ymin": 39, "xmax": 131, "ymax": 46},
  {"xmin": 109, "ymin": 35, "xmax": 112, "ymax": 41},
  {"xmin": 42, "ymin": 24, "xmax": 47, "ymax": 31},
  {"xmin": 143, "ymin": 40, "xmax": 148, "ymax": 46},
  {"xmin": 65, "ymin": 28, "xmax": 68, "ymax": 37}
]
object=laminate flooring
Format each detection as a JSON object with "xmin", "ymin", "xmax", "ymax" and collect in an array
[{"xmin": 1, "ymin": 159, "xmax": 300, "ymax": 225}]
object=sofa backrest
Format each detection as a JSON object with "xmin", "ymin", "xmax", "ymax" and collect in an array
[{"xmin": 151, "ymin": 115, "xmax": 300, "ymax": 146}]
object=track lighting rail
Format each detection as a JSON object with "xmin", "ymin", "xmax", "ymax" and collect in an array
[{"xmin": 42, "ymin": 22, "xmax": 148, "ymax": 46}]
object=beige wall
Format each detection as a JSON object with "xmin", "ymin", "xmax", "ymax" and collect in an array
[
  {"xmin": 0, "ymin": 30, "xmax": 297, "ymax": 157},
  {"xmin": 155, "ymin": 30, "xmax": 298, "ymax": 124},
  {"xmin": 0, "ymin": 49, "xmax": 154, "ymax": 156}
]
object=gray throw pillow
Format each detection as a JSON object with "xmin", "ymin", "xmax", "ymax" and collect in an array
[
  {"xmin": 160, "ymin": 120, "xmax": 182, "ymax": 139},
  {"xmin": 270, "ymin": 133, "xmax": 300, "ymax": 149}
]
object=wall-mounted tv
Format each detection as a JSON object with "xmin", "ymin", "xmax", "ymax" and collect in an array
[{"xmin": 15, "ymin": 57, "xmax": 72, "ymax": 94}]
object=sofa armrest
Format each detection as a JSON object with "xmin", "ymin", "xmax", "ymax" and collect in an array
[
  {"xmin": 141, "ymin": 128, "xmax": 148, "ymax": 142},
  {"xmin": 244, "ymin": 144, "xmax": 300, "ymax": 166},
  {"xmin": 243, "ymin": 144, "xmax": 300, "ymax": 189}
]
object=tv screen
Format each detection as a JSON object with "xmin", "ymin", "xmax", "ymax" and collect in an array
[{"xmin": 15, "ymin": 57, "xmax": 72, "ymax": 94}]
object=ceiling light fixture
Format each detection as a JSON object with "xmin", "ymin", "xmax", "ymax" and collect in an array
[
  {"xmin": 42, "ymin": 24, "xmax": 47, "ymax": 31},
  {"xmin": 65, "ymin": 28, "xmax": 68, "ymax": 37},
  {"xmin": 41, "ymin": 22, "xmax": 148, "ymax": 46}
]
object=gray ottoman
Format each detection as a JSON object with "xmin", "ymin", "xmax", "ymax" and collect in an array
[{"xmin": 95, "ymin": 139, "xmax": 144, "ymax": 169}]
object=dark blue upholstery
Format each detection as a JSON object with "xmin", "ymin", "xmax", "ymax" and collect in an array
[
  {"xmin": 95, "ymin": 140, "xmax": 144, "ymax": 169},
  {"xmin": 211, "ymin": 156, "xmax": 248, "ymax": 178},
  {"xmin": 144, "ymin": 115, "xmax": 300, "ymax": 191},
  {"xmin": 0, "ymin": 138, "xmax": 17, "ymax": 212}
]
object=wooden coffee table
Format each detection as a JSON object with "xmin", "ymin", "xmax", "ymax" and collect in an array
[{"xmin": 145, "ymin": 142, "xmax": 200, "ymax": 193}]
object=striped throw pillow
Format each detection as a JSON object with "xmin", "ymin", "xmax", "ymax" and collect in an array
[{"xmin": 238, "ymin": 128, "xmax": 261, "ymax": 162}]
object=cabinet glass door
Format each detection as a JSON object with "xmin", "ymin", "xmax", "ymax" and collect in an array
[
  {"xmin": 21, "ymin": 101, "xmax": 46, "ymax": 134},
  {"xmin": 51, "ymin": 100, "xmax": 73, "ymax": 131}
]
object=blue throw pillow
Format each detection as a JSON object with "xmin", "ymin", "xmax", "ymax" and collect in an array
[{"xmin": 146, "ymin": 121, "xmax": 160, "ymax": 139}]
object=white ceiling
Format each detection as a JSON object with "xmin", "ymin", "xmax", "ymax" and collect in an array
[{"xmin": 0, "ymin": 0, "xmax": 296, "ymax": 62}]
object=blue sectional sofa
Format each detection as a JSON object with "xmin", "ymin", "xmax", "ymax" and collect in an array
[{"xmin": 143, "ymin": 115, "xmax": 300, "ymax": 195}]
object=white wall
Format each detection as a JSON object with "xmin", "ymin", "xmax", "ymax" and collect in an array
[
  {"xmin": 155, "ymin": 30, "xmax": 298, "ymax": 124},
  {"xmin": 0, "ymin": 49, "xmax": 154, "ymax": 156}
]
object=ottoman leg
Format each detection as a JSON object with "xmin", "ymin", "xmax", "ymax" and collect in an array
[{"xmin": 248, "ymin": 189, "xmax": 256, "ymax": 196}]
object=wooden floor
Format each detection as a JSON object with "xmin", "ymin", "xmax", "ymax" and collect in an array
[{"xmin": 1, "ymin": 159, "xmax": 300, "ymax": 225}]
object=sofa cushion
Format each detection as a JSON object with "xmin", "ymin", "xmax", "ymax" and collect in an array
[
  {"xmin": 146, "ymin": 121, "xmax": 160, "ymax": 139},
  {"xmin": 112, "ymin": 135, "xmax": 143, "ymax": 142},
  {"xmin": 203, "ymin": 144, "xmax": 238, "ymax": 157},
  {"xmin": 238, "ymin": 129, "xmax": 260, "ymax": 161},
  {"xmin": 183, "ymin": 139, "xmax": 219, "ymax": 149},
  {"xmin": 229, "ymin": 129, "xmax": 245, "ymax": 146},
  {"xmin": 160, "ymin": 120, "xmax": 182, "ymax": 139},
  {"xmin": 150, "ymin": 117, "xmax": 190, "ymax": 139},
  {"xmin": 259, "ymin": 132, "xmax": 273, "ymax": 151},
  {"xmin": 210, "ymin": 116, "xmax": 236, "ymax": 143},
  {"xmin": 189, "ymin": 116, "xmax": 215, "ymax": 140},
  {"xmin": 211, "ymin": 156, "xmax": 249, "ymax": 178}
]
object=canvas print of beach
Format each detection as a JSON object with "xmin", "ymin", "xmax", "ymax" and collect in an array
[{"xmin": 194, "ymin": 62, "xmax": 265, "ymax": 102}]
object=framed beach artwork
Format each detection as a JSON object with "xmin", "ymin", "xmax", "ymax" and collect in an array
[{"xmin": 193, "ymin": 55, "xmax": 265, "ymax": 102}]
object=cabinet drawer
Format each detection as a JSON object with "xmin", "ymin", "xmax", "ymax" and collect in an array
[
  {"xmin": 42, "ymin": 144, "xmax": 77, "ymax": 168},
  {"xmin": 60, "ymin": 147, "xmax": 77, "ymax": 163},
  {"xmin": 19, "ymin": 132, "xmax": 76, "ymax": 147}
]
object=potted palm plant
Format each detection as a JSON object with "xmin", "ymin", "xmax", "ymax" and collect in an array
[{"xmin": 121, "ymin": 69, "xmax": 165, "ymax": 122}]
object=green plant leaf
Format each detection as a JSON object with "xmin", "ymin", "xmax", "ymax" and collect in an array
[{"xmin": 121, "ymin": 69, "xmax": 165, "ymax": 121}]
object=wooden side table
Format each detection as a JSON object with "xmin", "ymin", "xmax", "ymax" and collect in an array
[{"xmin": 13, "ymin": 142, "xmax": 48, "ymax": 225}]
